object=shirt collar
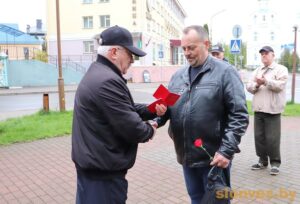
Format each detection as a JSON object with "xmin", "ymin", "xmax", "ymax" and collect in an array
[{"xmin": 262, "ymin": 62, "xmax": 276, "ymax": 70}]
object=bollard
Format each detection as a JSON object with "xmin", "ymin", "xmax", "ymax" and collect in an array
[{"xmin": 43, "ymin": 93, "xmax": 49, "ymax": 112}]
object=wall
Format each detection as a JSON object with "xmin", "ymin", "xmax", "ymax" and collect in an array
[
  {"xmin": 7, "ymin": 60, "xmax": 83, "ymax": 87},
  {"xmin": 125, "ymin": 66, "xmax": 182, "ymax": 83}
]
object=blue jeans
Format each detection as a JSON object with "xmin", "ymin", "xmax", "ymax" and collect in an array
[{"xmin": 183, "ymin": 165, "xmax": 231, "ymax": 204}]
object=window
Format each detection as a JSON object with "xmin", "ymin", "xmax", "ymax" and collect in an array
[
  {"xmin": 152, "ymin": 42, "xmax": 156, "ymax": 61},
  {"xmin": 99, "ymin": 0, "xmax": 109, "ymax": 2},
  {"xmin": 270, "ymin": 32, "xmax": 275, "ymax": 41},
  {"xmin": 83, "ymin": 16, "xmax": 93, "ymax": 29},
  {"xmin": 254, "ymin": 32, "xmax": 257, "ymax": 41},
  {"xmin": 83, "ymin": 0, "xmax": 93, "ymax": 3},
  {"xmin": 83, "ymin": 41, "xmax": 94, "ymax": 53},
  {"xmin": 253, "ymin": 15, "xmax": 257, "ymax": 23},
  {"xmin": 100, "ymin": 15, "xmax": 110, "ymax": 27}
]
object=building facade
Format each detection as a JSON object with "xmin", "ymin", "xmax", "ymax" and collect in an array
[
  {"xmin": 0, "ymin": 24, "xmax": 42, "ymax": 60},
  {"xmin": 246, "ymin": 0, "xmax": 281, "ymax": 68},
  {"xmin": 46, "ymin": 0, "xmax": 186, "ymax": 67}
]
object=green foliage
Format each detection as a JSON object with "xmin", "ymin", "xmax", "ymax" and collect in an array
[
  {"xmin": 33, "ymin": 50, "xmax": 48, "ymax": 63},
  {"xmin": 203, "ymin": 24, "xmax": 209, "ymax": 36},
  {"xmin": 1, "ymin": 104, "xmax": 300, "ymax": 146},
  {"xmin": 279, "ymin": 48, "xmax": 299, "ymax": 72},
  {"xmin": 0, "ymin": 110, "xmax": 72, "ymax": 145},
  {"xmin": 224, "ymin": 42, "xmax": 247, "ymax": 69},
  {"xmin": 247, "ymin": 101, "xmax": 300, "ymax": 116},
  {"xmin": 203, "ymin": 24, "xmax": 211, "ymax": 48},
  {"xmin": 283, "ymin": 101, "xmax": 300, "ymax": 116}
]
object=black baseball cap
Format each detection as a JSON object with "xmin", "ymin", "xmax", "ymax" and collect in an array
[
  {"xmin": 99, "ymin": 25, "xmax": 146, "ymax": 57},
  {"xmin": 211, "ymin": 44, "xmax": 224, "ymax": 53},
  {"xmin": 259, "ymin": 46, "xmax": 274, "ymax": 53}
]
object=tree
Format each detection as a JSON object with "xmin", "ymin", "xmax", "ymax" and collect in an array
[
  {"xmin": 203, "ymin": 24, "xmax": 211, "ymax": 48},
  {"xmin": 279, "ymin": 48, "xmax": 299, "ymax": 72},
  {"xmin": 223, "ymin": 42, "xmax": 247, "ymax": 69},
  {"xmin": 203, "ymin": 24, "xmax": 209, "ymax": 36}
]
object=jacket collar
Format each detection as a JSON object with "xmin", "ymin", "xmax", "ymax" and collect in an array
[
  {"xmin": 182, "ymin": 55, "xmax": 213, "ymax": 84},
  {"xmin": 262, "ymin": 61, "xmax": 276, "ymax": 70},
  {"xmin": 96, "ymin": 54, "xmax": 127, "ymax": 83}
]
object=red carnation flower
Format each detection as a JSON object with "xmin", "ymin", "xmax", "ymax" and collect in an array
[{"xmin": 194, "ymin": 138, "xmax": 213, "ymax": 160}]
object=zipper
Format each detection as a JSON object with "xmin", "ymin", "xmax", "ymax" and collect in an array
[{"xmin": 182, "ymin": 83, "xmax": 190, "ymax": 164}]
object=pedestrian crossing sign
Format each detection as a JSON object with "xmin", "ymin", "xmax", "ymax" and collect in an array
[{"xmin": 230, "ymin": 39, "xmax": 242, "ymax": 54}]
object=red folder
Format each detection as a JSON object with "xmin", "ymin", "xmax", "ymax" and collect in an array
[{"xmin": 147, "ymin": 84, "xmax": 180, "ymax": 113}]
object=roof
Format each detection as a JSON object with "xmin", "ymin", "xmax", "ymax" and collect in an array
[{"xmin": 0, "ymin": 24, "xmax": 42, "ymax": 45}]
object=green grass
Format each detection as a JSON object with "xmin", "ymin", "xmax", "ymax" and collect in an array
[
  {"xmin": 1, "ymin": 102, "xmax": 300, "ymax": 146},
  {"xmin": 247, "ymin": 101, "xmax": 300, "ymax": 116},
  {"xmin": 0, "ymin": 110, "xmax": 72, "ymax": 145}
]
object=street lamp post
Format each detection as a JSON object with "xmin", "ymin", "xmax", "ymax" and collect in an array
[
  {"xmin": 209, "ymin": 9, "xmax": 226, "ymax": 44},
  {"xmin": 56, "ymin": 0, "xmax": 65, "ymax": 111},
  {"xmin": 291, "ymin": 25, "xmax": 298, "ymax": 103}
]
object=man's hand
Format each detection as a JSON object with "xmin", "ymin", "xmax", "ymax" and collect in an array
[
  {"xmin": 256, "ymin": 76, "xmax": 266, "ymax": 86},
  {"xmin": 210, "ymin": 152, "xmax": 230, "ymax": 168},
  {"xmin": 148, "ymin": 120, "xmax": 158, "ymax": 140},
  {"xmin": 155, "ymin": 104, "xmax": 167, "ymax": 116}
]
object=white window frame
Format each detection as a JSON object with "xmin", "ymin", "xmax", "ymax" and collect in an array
[
  {"xmin": 83, "ymin": 41, "xmax": 94, "ymax": 53},
  {"xmin": 99, "ymin": 15, "xmax": 110, "ymax": 28},
  {"xmin": 83, "ymin": 16, "xmax": 93, "ymax": 29},
  {"xmin": 82, "ymin": 0, "xmax": 93, "ymax": 4}
]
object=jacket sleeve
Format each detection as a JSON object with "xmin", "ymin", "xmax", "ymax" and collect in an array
[
  {"xmin": 246, "ymin": 68, "xmax": 260, "ymax": 94},
  {"xmin": 134, "ymin": 103, "xmax": 157, "ymax": 121},
  {"xmin": 218, "ymin": 68, "xmax": 249, "ymax": 160},
  {"xmin": 95, "ymin": 79, "xmax": 154, "ymax": 144},
  {"xmin": 265, "ymin": 65, "xmax": 288, "ymax": 93}
]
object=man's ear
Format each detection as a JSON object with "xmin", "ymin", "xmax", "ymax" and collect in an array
[
  {"xmin": 109, "ymin": 47, "xmax": 118, "ymax": 60},
  {"xmin": 204, "ymin": 40, "xmax": 210, "ymax": 49}
]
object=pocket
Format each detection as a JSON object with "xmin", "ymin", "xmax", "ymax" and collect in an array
[
  {"xmin": 195, "ymin": 82, "xmax": 218, "ymax": 90},
  {"xmin": 192, "ymin": 82, "xmax": 220, "ymax": 103}
]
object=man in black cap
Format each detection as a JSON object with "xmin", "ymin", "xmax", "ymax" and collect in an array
[
  {"xmin": 211, "ymin": 44, "xmax": 228, "ymax": 62},
  {"xmin": 246, "ymin": 45, "xmax": 288, "ymax": 176},
  {"xmin": 72, "ymin": 25, "xmax": 166, "ymax": 204}
]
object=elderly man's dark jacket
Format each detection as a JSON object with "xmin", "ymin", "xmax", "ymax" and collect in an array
[
  {"xmin": 72, "ymin": 55, "xmax": 155, "ymax": 178},
  {"xmin": 157, "ymin": 55, "xmax": 249, "ymax": 167}
]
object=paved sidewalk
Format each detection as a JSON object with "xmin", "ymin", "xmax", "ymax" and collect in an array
[{"xmin": 0, "ymin": 116, "xmax": 299, "ymax": 203}]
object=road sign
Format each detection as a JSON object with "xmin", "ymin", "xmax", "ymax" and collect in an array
[
  {"xmin": 230, "ymin": 39, "xmax": 242, "ymax": 54},
  {"xmin": 158, "ymin": 51, "xmax": 164, "ymax": 59},
  {"xmin": 232, "ymin": 25, "xmax": 242, "ymax": 38}
]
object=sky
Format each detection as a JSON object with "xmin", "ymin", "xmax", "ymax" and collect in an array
[
  {"xmin": 1, "ymin": 0, "xmax": 300, "ymax": 45},
  {"xmin": 2, "ymin": 0, "xmax": 46, "ymax": 31}
]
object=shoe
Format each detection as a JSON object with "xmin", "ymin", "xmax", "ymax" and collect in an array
[
  {"xmin": 270, "ymin": 166, "xmax": 279, "ymax": 175},
  {"xmin": 251, "ymin": 163, "xmax": 267, "ymax": 170}
]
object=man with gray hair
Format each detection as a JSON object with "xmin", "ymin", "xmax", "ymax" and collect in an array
[
  {"xmin": 246, "ymin": 45, "xmax": 288, "ymax": 176},
  {"xmin": 72, "ymin": 25, "xmax": 166, "ymax": 204}
]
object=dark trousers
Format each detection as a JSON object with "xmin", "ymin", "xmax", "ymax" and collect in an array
[
  {"xmin": 76, "ymin": 169, "xmax": 128, "ymax": 204},
  {"xmin": 182, "ymin": 165, "xmax": 231, "ymax": 204},
  {"xmin": 254, "ymin": 112, "xmax": 281, "ymax": 167}
]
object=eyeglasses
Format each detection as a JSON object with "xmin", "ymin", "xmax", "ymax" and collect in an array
[{"xmin": 116, "ymin": 47, "xmax": 134, "ymax": 59}]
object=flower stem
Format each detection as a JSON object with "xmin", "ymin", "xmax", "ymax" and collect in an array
[{"xmin": 201, "ymin": 146, "xmax": 213, "ymax": 160}]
